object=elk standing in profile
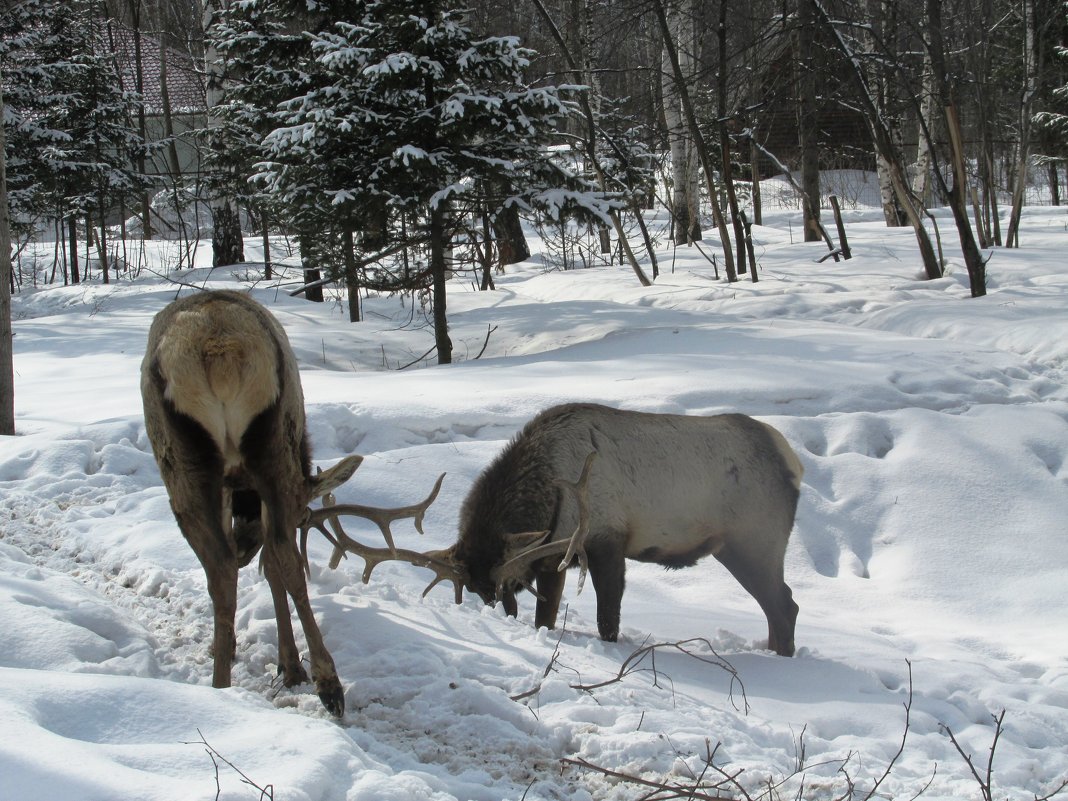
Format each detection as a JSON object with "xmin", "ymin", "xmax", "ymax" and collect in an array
[
  {"xmin": 337, "ymin": 403, "xmax": 803, "ymax": 656},
  {"xmin": 141, "ymin": 290, "xmax": 440, "ymax": 716}
]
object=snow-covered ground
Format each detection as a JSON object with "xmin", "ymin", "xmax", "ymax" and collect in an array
[{"xmin": 2, "ymin": 201, "xmax": 1067, "ymax": 801}]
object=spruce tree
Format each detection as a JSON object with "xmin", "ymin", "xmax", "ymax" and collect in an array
[
  {"xmin": 212, "ymin": 0, "xmax": 615, "ymax": 362},
  {"xmin": 1, "ymin": 0, "xmax": 146, "ymax": 280}
]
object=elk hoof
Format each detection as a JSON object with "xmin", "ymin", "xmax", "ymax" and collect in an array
[
  {"xmin": 317, "ymin": 678, "xmax": 345, "ymax": 718},
  {"xmin": 277, "ymin": 662, "xmax": 310, "ymax": 688},
  {"xmin": 598, "ymin": 626, "xmax": 619, "ymax": 642}
]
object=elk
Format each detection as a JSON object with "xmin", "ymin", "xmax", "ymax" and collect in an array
[
  {"xmin": 333, "ymin": 403, "xmax": 803, "ymax": 655},
  {"xmin": 140, "ymin": 290, "xmax": 440, "ymax": 716}
]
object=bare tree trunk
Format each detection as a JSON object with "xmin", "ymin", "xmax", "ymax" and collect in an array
[
  {"xmin": 971, "ymin": 0, "xmax": 1001, "ymax": 245},
  {"xmin": 652, "ymin": 0, "xmax": 737, "ymax": 280},
  {"xmin": 203, "ymin": 0, "xmax": 244, "ymax": 268},
  {"xmin": 812, "ymin": 0, "xmax": 941, "ymax": 280},
  {"xmin": 923, "ymin": 0, "xmax": 986, "ymax": 295},
  {"xmin": 259, "ymin": 208, "xmax": 272, "ymax": 280},
  {"xmin": 750, "ymin": 137, "xmax": 763, "ymax": 226},
  {"xmin": 130, "ymin": 0, "xmax": 153, "ymax": 239},
  {"xmin": 718, "ymin": 1, "xmax": 748, "ymax": 276},
  {"xmin": 480, "ymin": 210, "xmax": 496, "ymax": 290},
  {"xmin": 975, "ymin": 104, "xmax": 999, "ymax": 246},
  {"xmin": 68, "ymin": 216, "xmax": 81, "ymax": 284},
  {"xmin": 661, "ymin": 0, "xmax": 702, "ymax": 243},
  {"xmin": 210, "ymin": 201, "xmax": 243, "ymax": 267},
  {"xmin": 491, "ymin": 198, "xmax": 529, "ymax": 267},
  {"xmin": 876, "ymin": 153, "xmax": 902, "ymax": 226},
  {"xmin": 864, "ymin": 0, "xmax": 904, "ymax": 226},
  {"xmin": 98, "ymin": 196, "xmax": 110, "ymax": 284},
  {"xmin": 578, "ymin": 0, "xmax": 615, "ymax": 253},
  {"xmin": 1006, "ymin": 0, "xmax": 1041, "ymax": 248},
  {"xmin": 943, "ymin": 103, "xmax": 987, "ymax": 294},
  {"xmin": 159, "ymin": 31, "xmax": 183, "ymax": 184},
  {"xmin": 430, "ymin": 205, "xmax": 453, "ymax": 365},
  {"xmin": 747, "ymin": 18, "xmax": 764, "ymax": 227},
  {"xmin": 529, "ymin": 0, "xmax": 653, "ymax": 286},
  {"xmin": 298, "ymin": 234, "xmax": 324, "ymax": 303},
  {"xmin": 796, "ymin": 0, "xmax": 822, "ymax": 242},
  {"xmin": 0, "ymin": 74, "xmax": 14, "ymax": 435},
  {"xmin": 343, "ymin": 229, "xmax": 360, "ymax": 323},
  {"xmin": 911, "ymin": 49, "xmax": 935, "ymax": 206}
]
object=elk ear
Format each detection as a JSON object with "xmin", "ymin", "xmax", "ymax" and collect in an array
[{"xmin": 311, "ymin": 455, "xmax": 364, "ymax": 499}]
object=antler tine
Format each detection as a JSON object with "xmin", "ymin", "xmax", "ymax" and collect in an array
[
  {"xmin": 422, "ymin": 570, "xmax": 465, "ymax": 605},
  {"xmin": 554, "ymin": 451, "xmax": 597, "ymax": 594},
  {"xmin": 304, "ymin": 472, "xmax": 446, "ymax": 556},
  {"xmin": 323, "ymin": 523, "xmax": 463, "ymax": 601},
  {"xmin": 494, "ymin": 532, "xmax": 559, "ymax": 574},
  {"xmin": 300, "ymin": 473, "xmax": 464, "ymax": 603},
  {"xmin": 491, "ymin": 452, "xmax": 598, "ymax": 595}
]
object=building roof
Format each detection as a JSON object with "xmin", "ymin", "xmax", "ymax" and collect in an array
[{"xmin": 107, "ymin": 25, "xmax": 205, "ymax": 115}]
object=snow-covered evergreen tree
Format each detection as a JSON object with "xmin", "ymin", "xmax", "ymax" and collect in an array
[
  {"xmin": 1, "ymin": 0, "xmax": 147, "ymax": 280},
  {"xmin": 211, "ymin": 0, "xmax": 616, "ymax": 362}
]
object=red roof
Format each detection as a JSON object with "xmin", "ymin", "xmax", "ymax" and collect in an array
[{"xmin": 107, "ymin": 25, "xmax": 206, "ymax": 115}]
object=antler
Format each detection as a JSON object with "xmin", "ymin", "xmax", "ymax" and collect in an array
[
  {"xmin": 300, "ymin": 472, "xmax": 465, "ymax": 603},
  {"xmin": 493, "ymin": 451, "xmax": 597, "ymax": 594}
]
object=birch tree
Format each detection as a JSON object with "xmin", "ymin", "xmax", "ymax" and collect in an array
[
  {"xmin": 0, "ymin": 70, "xmax": 13, "ymax": 436},
  {"xmin": 661, "ymin": 0, "xmax": 702, "ymax": 243},
  {"xmin": 1005, "ymin": 0, "xmax": 1050, "ymax": 247},
  {"xmin": 652, "ymin": 0, "xmax": 737, "ymax": 280}
]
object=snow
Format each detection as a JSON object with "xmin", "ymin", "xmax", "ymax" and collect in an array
[{"xmin": 2, "ymin": 198, "xmax": 1068, "ymax": 801}]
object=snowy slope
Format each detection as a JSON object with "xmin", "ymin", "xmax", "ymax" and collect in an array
[{"xmin": 2, "ymin": 204, "xmax": 1067, "ymax": 801}]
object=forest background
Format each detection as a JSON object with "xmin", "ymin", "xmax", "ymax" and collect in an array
[{"xmin": 2, "ymin": 0, "xmax": 1068, "ymax": 424}]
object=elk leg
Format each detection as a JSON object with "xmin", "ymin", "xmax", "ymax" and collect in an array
[
  {"xmin": 534, "ymin": 566, "xmax": 567, "ymax": 630},
  {"xmin": 501, "ymin": 589, "xmax": 518, "ymax": 618},
  {"xmin": 714, "ymin": 543, "xmax": 798, "ymax": 656},
  {"xmin": 165, "ymin": 458, "xmax": 240, "ymax": 688},
  {"xmin": 201, "ymin": 558, "xmax": 239, "ymax": 688},
  {"xmin": 262, "ymin": 534, "xmax": 344, "ymax": 716},
  {"xmin": 587, "ymin": 544, "xmax": 626, "ymax": 642},
  {"xmin": 262, "ymin": 548, "xmax": 310, "ymax": 688}
]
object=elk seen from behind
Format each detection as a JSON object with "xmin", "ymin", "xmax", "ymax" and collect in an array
[{"xmin": 140, "ymin": 290, "xmax": 438, "ymax": 716}]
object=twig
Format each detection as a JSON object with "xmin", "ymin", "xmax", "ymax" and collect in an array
[
  {"xmin": 397, "ymin": 344, "xmax": 437, "ymax": 370},
  {"xmin": 860, "ymin": 659, "xmax": 915, "ymax": 801},
  {"xmin": 473, "ymin": 323, "xmax": 499, "ymax": 360},
  {"xmin": 570, "ymin": 637, "xmax": 748, "ymax": 714},
  {"xmin": 909, "ymin": 764, "xmax": 938, "ymax": 801},
  {"xmin": 1035, "ymin": 774, "xmax": 1068, "ymax": 801},
  {"xmin": 183, "ymin": 729, "xmax": 274, "ymax": 801},
  {"xmin": 792, "ymin": 724, "xmax": 808, "ymax": 773},
  {"xmin": 940, "ymin": 710, "xmax": 1006, "ymax": 801},
  {"xmin": 561, "ymin": 755, "xmax": 737, "ymax": 801},
  {"xmin": 702, "ymin": 740, "xmax": 755, "ymax": 801},
  {"xmin": 510, "ymin": 606, "xmax": 571, "ymax": 702}
]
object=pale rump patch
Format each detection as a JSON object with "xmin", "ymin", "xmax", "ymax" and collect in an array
[
  {"xmin": 759, "ymin": 420, "xmax": 804, "ymax": 490},
  {"xmin": 155, "ymin": 300, "xmax": 280, "ymax": 468}
]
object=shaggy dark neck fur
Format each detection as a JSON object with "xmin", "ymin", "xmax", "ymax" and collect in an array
[{"xmin": 456, "ymin": 423, "xmax": 558, "ymax": 592}]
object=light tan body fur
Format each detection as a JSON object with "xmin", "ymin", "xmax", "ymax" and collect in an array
[
  {"xmin": 141, "ymin": 290, "xmax": 358, "ymax": 716},
  {"xmin": 455, "ymin": 404, "xmax": 803, "ymax": 655}
]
